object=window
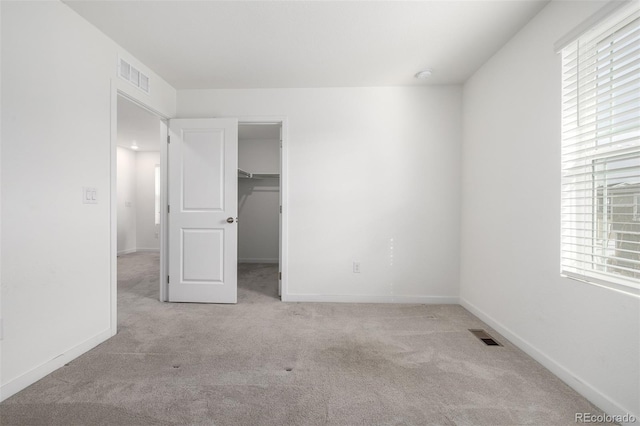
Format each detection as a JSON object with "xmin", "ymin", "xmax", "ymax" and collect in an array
[{"xmin": 560, "ymin": 4, "xmax": 640, "ymax": 292}]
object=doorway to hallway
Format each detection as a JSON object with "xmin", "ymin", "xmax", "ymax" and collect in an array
[{"xmin": 116, "ymin": 95, "xmax": 164, "ymax": 304}]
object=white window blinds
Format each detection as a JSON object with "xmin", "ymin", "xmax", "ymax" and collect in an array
[{"xmin": 561, "ymin": 4, "xmax": 640, "ymax": 291}]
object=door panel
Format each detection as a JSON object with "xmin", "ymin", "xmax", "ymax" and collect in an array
[
  {"xmin": 182, "ymin": 229, "xmax": 224, "ymax": 282},
  {"xmin": 169, "ymin": 118, "xmax": 238, "ymax": 303},
  {"xmin": 182, "ymin": 130, "xmax": 225, "ymax": 210}
]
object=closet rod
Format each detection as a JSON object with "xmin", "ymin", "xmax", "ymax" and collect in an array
[
  {"xmin": 238, "ymin": 168, "xmax": 252, "ymax": 178},
  {"xmin": 252, "ymin": 173, "xmax": 280, "ymax": 179},
  {"xmin": 238, "ymin": 169, "xmax": 280, "ymax": 179}
]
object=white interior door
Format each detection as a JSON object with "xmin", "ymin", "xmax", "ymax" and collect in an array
[{"xmin": 168, "ymin": 118, "xmax": 238, "ymax": 303}]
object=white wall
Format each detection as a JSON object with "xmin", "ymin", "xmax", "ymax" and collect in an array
[
  {"xmin": 238, "ymin": 138, "xmax": 280, "ymax": 263},
  {"xmin": 116, "ymin": 149, "xmax": 160, "ymax": 254},
  {"xmin": 461, "ymin": 0, "xmax": 639, "ymax": 420},
  {"xmin": 178, "ymin": 87, "xmax": 463, "ymax": 302},
  {"xmin": 117, "ymin": 147, "xmax": 137, "ymax": 254},
  {"xmin": 0, "ymin": 0, "xmax": 176, "ymax": 401},
  {"xmin": 0, "ymin": 2, "xmax": 3, "ymax": 392},
  {"xmin": 136, "ymin": 151, "xmax": 160, "ymax": 251},
  {"xmin": 239, "ymin": 139, "xmax": 280, "ymax": 174}
]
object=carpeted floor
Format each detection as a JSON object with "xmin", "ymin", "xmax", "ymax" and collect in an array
[{"xmin": 1, "ymin": 252, "xmax": 609, "ymax": 425}]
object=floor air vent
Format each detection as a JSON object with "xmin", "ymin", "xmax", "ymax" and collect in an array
[{"xmin": 469, "ymin": 329, "xmax": 502, "ymax": 346}]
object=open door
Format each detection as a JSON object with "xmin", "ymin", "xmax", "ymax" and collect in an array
[{"xmin": 168, "ymin": 118, "xmax": 238, "ymax": 303}]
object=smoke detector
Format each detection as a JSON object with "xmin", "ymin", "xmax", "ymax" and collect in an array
[{"xmin": 415, "ymin": 69, "xmax": 433, "ymax": 79}]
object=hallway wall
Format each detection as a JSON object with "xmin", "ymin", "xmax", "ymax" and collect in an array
[
  {"xmin": 117, "ymin": 147, "xmax": 137, "ymax": 254},
  {"xmin": 136, "ymin": 151, "xmax": 161, "ymax": 251}
]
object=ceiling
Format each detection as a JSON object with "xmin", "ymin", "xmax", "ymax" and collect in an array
[
  {"xmin": 64, "ymin": 0, "xmax": 549, "ymax": 89},
  {"xmin": 117, "ymin": 96, "xmax": 161, "ymax": 151}
]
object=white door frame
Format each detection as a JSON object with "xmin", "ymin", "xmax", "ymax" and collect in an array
[
  {"xmin": 110, "ymin": 81, "xmax": 170, "ymax": 335},
  {"xmin": 238, "ymin": 117, "xmax": 289, "ymax": 301},
  {"xmin": 110, "ymin": 106, "xmax": 291, "ymax": 334}
]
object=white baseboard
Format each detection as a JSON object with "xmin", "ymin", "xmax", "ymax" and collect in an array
[
  {"xmin": 0, "ymin": 328, "xmax": 112, "ymax": 402},
  {"xmin": 117, "ymin": 248, "xmax": 159, "ymax": 255},
  {"xmin": 459, "ymin": 298, "xmax": 638, "ymax": 425},
  {"xmin": 239, "ymin": 258, "xmax": 278, "ymax": 264},
  {"xmin": 283, "ymin": 293, "xmax": 459, "ymax": 304}
]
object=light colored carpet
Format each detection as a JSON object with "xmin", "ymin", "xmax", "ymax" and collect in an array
[{"xmin": 1, "ymin": 252, "xmax": 609, "ymax": 425}]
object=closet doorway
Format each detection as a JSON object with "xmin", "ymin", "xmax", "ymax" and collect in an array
[{"xmin": 237, "ymin": 122, "xmax": 283, "ymax": 300}]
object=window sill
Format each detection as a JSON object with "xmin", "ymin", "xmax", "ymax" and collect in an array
[{"xmin": 561, "ymin": 270, "xmax": 640, "ymax": 298}]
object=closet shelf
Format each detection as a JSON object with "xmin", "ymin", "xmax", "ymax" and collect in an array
[{"xmin": 238, "ymin": 169, "xmax": 279, "ymax": 179}]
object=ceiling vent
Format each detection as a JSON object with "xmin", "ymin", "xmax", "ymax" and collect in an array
[{"xmin": 118, "ymin": 57, "xmax": 150, "ymax": 94}]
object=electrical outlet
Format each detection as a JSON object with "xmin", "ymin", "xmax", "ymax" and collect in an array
[{"xmin": 353, "ymin": 262, "xmax": 361, "ymax": 273}]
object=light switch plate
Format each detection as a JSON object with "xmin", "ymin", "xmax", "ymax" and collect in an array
[{"xmin": 83, "ymin": 187, "xmax": 98, "ymax": 204}]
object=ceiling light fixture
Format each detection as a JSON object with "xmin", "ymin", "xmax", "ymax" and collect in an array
[
  {"xmin": 131, "ymin": 140, "xmax": 139, "ymax": 150},
  {"xmin": 415, "ymin": 69, "xmax": 433, "ymax": 79}
]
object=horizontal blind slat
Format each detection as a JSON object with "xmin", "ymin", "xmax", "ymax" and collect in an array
[
  {"xmin": 563, "ymin": 105, "xmax": 640, "ymax": 135},
  {"xmin": 562, "ymin": 237, "xmax": 640, "ymax": 248},
  {"xmin": 561, "ymin": 226, "xmax": 640, "ymax": 236},
  {"xmin": 562, "ymin": 76, "xmax": 640, "ymax": 111},
  {"xmin": 561, "ymin": 135, "xmax": 640, "ymax": 158},
  {"xmin": 561, "ymin": 119, "xmax": 639, "ymax": 148},
  {"xmin": 562, "ymin": 250, "xmax": 640, "ymax": 267},
  {"xmin": 563, "ymin": 95, "xmax": 640, "ymax": 129},
  {"xmin": 563, "ymin": 163, "xmax": 640, "ymax": 179},
  {"xmin": 563, "ymin": 46, "xmax": 640, "ymax": 97},
  {"xmin": 560, "ymin": 257, "xmax": 640, "ymax": 276}
]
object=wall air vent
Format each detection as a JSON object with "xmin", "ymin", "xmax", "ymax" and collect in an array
[
  {"xmin": 469, "ymin": 329, "xmax": 502, "ymax": 346},
  {"xmin": 139, "ymin": 74, "xmax": 150, "ymax": 93},
  {"xmin": 118, "ymin": 57, "xmax": 150, "ymax": 94},
  {"xmin": 119, "ymin": 60, "xmax": 130, "ymax": 80}
]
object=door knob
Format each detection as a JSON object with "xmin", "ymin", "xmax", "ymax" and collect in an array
[{"xmin": 226, "ymin": 217, "xmax": 235, "ymax": 223}]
